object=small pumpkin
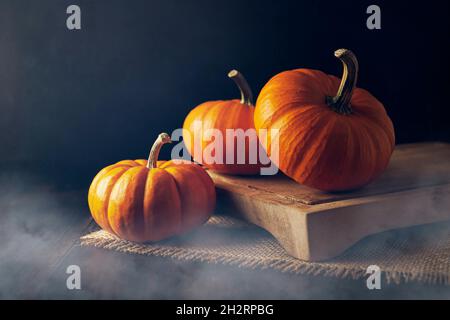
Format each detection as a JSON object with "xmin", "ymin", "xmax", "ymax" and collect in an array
[
  {"xmin": 88, "ymin": 133, "xmax": 216, "ymax": 242},
  {"xmin": 254, "ymin": 49, "xmax": 395, "ymax": 191},
  {"xmin": 183, "ymin": 70, "xmax": 266, "ymax": 175}
]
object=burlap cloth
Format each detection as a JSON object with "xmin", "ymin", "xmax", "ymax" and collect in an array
[{"xmin": 80, "ymin": 215, "xmax": 450, "ymax": 285}]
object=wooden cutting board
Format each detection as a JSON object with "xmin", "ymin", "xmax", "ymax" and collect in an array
[{"xmin": 207, "ymin": 142, "xmax": 450, "ymax": 261}]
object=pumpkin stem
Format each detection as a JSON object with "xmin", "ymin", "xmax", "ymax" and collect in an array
[
  {"xmin": 228, "ymin": 69, "xmax": 254, "ymax": 106},
  {"xmin": 326, "ymin": 49, "xmax": 359, "ymax": 115},
  {"xmin": 147, "ymin": 133, "xmax": 172, "ymax": 169}
]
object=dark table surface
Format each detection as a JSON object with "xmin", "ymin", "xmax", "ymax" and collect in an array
[{"xmin": 1, "ymin": 180, "xmax": 449, "ymax": 299}]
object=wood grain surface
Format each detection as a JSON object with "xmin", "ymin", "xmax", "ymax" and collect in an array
[{"xmin": 208, "ymin": 142, "xmax": 450, "ymax": 261}]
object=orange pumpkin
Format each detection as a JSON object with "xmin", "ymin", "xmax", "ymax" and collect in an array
[
  {"xmin": 254, "ymin": 49, "xmax": 395, "ymax": 191},
  {"xmin": 88, "ymin": 133, "xmax": 216, "ymax": 242},
  {"xmin": 183, "ymin": 70, "xmax": 266, "ymax": 175}
]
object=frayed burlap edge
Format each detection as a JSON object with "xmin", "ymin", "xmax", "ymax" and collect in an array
[{"xmin": 80, "ymin": 229, "xmax": 450, "ymax": 286}]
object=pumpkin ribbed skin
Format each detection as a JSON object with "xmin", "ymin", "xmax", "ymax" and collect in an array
[
  {"xmin": 183, "ymin": 70, "xmax": 266, "ymax": 175},
  {"xmin": 255, "ymin": 56, "xmax": 395, "ymax": 191},
  {"xmin": 88, "ymin": 159, "xmax": 215, "ymax": 242},
  {"xmin": 183, "ymin": 99, "xmax": 263, "ymax": 175}
]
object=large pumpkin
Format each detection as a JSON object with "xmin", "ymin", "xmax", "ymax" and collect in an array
[
  {"xmin": 88, "ymin": 133, "xmax": 216, "ymax": 242},
  {"xmin": 254, "ymin": 49, "xmax": 395, "ymax": 191},
  {"xmin": 183, "ymin": 70, "xmax": 266, "ymax": 175}
]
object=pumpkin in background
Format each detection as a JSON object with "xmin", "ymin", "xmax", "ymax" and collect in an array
[
  {"xmin": 254, "ymin": 49, "xmax": 395, "ymax": 191},
  {"xmin": 88, "ymin": 133, "xmax": 216, "ymax": 242},
  {"xmin": 183, "ymin": 70, "xmax": 266, "ymax": 175}
]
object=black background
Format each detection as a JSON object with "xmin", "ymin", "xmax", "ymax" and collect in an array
[{"xmin": 1, "ymin": 0, "xmax": 449, "ymax": 188}]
